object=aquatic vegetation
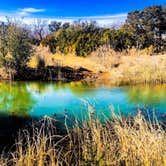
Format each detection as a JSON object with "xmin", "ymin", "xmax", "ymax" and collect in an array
[{"xmin": 0, "ymin": 112, "xmax": 165, "ymax": 166}]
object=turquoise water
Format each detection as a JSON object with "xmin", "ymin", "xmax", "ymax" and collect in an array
[{"xmin": 0, "ymin": 81, "xmax": 166, "ymax": 122}]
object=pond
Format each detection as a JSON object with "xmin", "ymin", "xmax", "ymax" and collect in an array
[
  {"xmin": 0, "ymin": 81, "xmax": 166, "ymax": 150},
  {"xmin": 0, "ymin": 81, "xmax": 166, "ymax": 122}
]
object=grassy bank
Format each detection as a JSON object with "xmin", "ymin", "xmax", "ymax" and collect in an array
[
  {"xmin": 28, "ymin": 46, "xmax": 166, "ymax": 85},
  {"xmin": 0, "ymin": 112, "xmax": 165, "ymax": 166},
  {"xmin": 1, "ymin": 45, "xmax": 166, "ymax": 85}
]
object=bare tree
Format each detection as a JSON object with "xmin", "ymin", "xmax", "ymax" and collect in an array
[{"xmin": 33, "ymin": 19, "xmax": 48, "ymax": 41}]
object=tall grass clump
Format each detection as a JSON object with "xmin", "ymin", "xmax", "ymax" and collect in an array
[
  {"xmin": 73, "ymin": 111, "xmax": 166, "ymax": 166},
  {"xmin": 90, "ymin": 46, "xmax": 166, "ymax": 85},
  {"xmin": 0, "ymin": 112, "xmax": 165, "ymax": 166}
]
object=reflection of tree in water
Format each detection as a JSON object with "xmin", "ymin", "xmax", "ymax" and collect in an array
[
  {"xmin": 27, "ymin": 82, "xmax": 49, "ymax": 94},
  {"xmin": 127, "ymin": 85, "xmax": 166, "ymax": 105},
  {"xmin": 0, "ymin": 82, "xmax": 35, "ymax": 116},
  {"xmin": 126, "ymin": 85, "xmax": 166, "ymax": 120},
  {"xmin": 52, "ymin": 81, "xmax": 96, "ymax": 97},
  {"xmin": 28, "ymin": 81, "xmax": 97, "ymax": 97}
]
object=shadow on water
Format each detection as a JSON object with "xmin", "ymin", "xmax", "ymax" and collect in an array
[
  {"xmin": 0, "ymin": 114, "xmax": 36, "ymax": 152},
  {"xmin": 0, "ymin": 113, "xmax": 71, "ymax": 153}
]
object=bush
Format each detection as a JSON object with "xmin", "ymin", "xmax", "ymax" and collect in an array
[{"xmin": 0, "ymin": 22, "xmax": 33, "ymax": 76}]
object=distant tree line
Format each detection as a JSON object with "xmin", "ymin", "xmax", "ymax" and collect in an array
[{"xmin": 41, "ymin": 5, "xmax": 166, "ymax": 56}]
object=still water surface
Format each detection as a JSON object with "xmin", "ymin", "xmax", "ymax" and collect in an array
[{"xmin": 0, "ymin": 81, "xmax": 166, "ymax": 122}]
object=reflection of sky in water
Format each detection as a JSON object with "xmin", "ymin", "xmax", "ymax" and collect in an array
[
  {"xmin": 0, "ymin": 82, "xmax": 166, "ymax": 121},
  {"xmin": 28, "ymin": 85, "xmax": 166, "ymax": 121},
  {"xmin": 30, "ymin": 87, "xmax": 129, "ymax": 116}
]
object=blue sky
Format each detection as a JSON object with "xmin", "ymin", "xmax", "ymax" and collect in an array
[{"xmin": 0, "ymin": 0, "xmax": 165, "ymax": 26}]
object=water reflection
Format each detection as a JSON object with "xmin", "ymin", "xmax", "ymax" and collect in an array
[
  {"xmin": 126, "ymin": 85, "xmax": 166, "ymax": 119},
  {"xmin": 127, "ymin": 85, "xmax": 166, "ymax": 105},
  {"xmin": 0, "ymin": 82, "xmax": 165, "ymax": 121},
  {"xmin": 0, "ymin": 82, "xmax": 35, "ymax": 116}
]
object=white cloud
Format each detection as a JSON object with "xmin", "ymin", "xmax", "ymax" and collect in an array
[
  {"xmin": 0, "ymin": 15, "xmax": 6, "ymax": 22},
  {"xmin": 20, "ymin": 8, "xmax": 45, "ymax": 13},
  {"xmin": 17, "ymin": 8, "xmax": 46, "ymax": 16}
]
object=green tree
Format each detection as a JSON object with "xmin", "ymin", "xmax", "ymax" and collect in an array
[
  {"xmin": 41, "ymin": 34, "xmax": 57, "ymax": 53},
  {"xmin": 125, "ymin": 5, "xmax": 166, "ymax": 51},
  {"xmin": 49, "ymin": 21, "xmax": 62, "ymax": 33},
  {"xmin": 109, "ymin": 28, "xmax": 134, "ymax": 51},
  {"xmin": 75, "ymin": 22, "xmax": 106, "ymax": 56},
  {"xmin": 7, "ymin": 24, "xmax": 33, "ymax": 73}
]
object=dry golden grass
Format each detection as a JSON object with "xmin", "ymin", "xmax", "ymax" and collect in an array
[
  {"xmin": 0, "ymin": 112, "xmax": 165, "ymax": 166},
  {"xmin": 74, "ymin": 111, "xmax": 166, "ymax": 166},
  {"xmin": 0, "ymin": 117, "xmax": 66, "ymax": 166},
  {"xmin": 29, "ymin": 45, "xmax": 102, "ymax": 73},
  {"xmin": 109, "ymin": 54, "xmax": 166, "ymax": 85},
  {"xmin": 87, "ymin": 46, "xmax": 166, "ymax": 85},
  {"xmin": 28, "ymin": 45, "xmax": 166, "ymax": 85},
  {"xmin": 0, "ymin": 68, "xmax": 13, "ymax": 80}
]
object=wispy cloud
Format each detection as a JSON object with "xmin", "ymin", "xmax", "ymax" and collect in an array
[
  {"xmin": 17, "ymin": 8, "xmax": 46, "ymax": 16},
  {"xmin": 0, "ymin": 9, "xmax": 127, "ymax": 27},
  {"xmin": 38, "ymin": 13, "xmax": 127, "ymax": 27},
  {"xmin": 64, "ymin": 13, "xmax": 127, "ymax": 27}
]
